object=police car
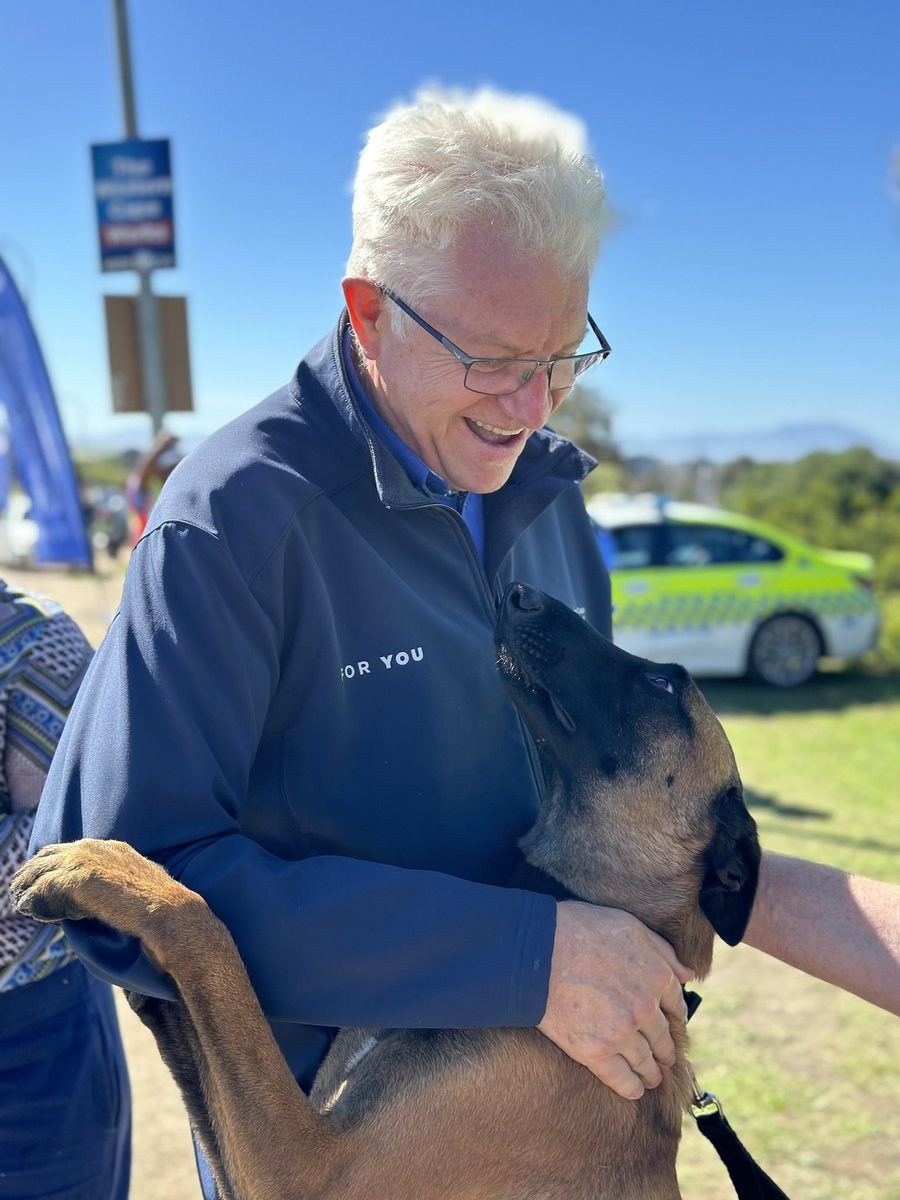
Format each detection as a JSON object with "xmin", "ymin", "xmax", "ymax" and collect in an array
[{"xmin": 588, "ymin": 495, "xmax": 880, "ymax": 687}]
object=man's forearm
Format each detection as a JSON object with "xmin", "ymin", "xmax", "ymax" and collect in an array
[{"xmin": 744, "ymin": 851, "xmax": 900, "ymax": 1016}]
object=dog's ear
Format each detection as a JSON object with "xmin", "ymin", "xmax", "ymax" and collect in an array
[{"xmin": 699, "ymin": 785, "xmax": 761, "ymax": 946}]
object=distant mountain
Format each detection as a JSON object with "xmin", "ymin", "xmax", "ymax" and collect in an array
[{"xmin": 619, "ymin": 422, "xmax": 900, "ymax": 465}]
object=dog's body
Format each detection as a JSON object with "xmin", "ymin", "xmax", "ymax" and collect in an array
[{"xmin": 13, "ymin": 583, "xmax": 760, "ymax": 1200}]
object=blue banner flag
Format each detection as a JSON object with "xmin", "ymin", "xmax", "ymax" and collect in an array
[{"xmin": 0, "ymin": 256, "xmax": 92, "ymax": 568}]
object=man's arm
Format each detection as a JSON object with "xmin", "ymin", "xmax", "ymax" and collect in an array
[
  {"xmin": 32, "ymin": 524, "xmax": 562, "ymax": 1031},
  {"xmin": 743, "ymin": 851, "xmax": 900, "ymax": 1016}
]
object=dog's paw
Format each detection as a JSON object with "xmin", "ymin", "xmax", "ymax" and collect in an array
[
  {"xmin": 12, "ymin": 840, "xmax": 210, "ymax": 978},
  {"xmin": 10, "ymin": 843, "xmax": 99, "ymax": 924},
  {"xmin": 11, "ymin": 838, "xmax": 172, "ymax": 929}
]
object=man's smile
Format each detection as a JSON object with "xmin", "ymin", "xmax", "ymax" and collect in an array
[{"xmin": 466, "ymin": 416, "xmax": 526, "ymax": 443}]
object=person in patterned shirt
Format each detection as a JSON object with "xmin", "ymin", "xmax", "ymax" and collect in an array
[{"xmin": 0, "ymin": 582, "xmax": 130, "ymax": 1199}]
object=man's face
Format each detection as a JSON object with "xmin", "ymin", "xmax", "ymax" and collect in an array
[{"xmin": 364, "ymin": 230, "xmax": 590, "ymax": 495}]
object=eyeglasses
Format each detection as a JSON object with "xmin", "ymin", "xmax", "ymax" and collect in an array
[{"xmin": 380, "ymin": 287, "xmax": 611, "ymax": 397}]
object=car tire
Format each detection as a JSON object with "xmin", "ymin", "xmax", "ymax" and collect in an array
[{"xmin": 747, "ymin": 614, "xmax": 823, "ymax": 687}]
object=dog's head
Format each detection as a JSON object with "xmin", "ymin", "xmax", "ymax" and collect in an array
[{"xmin": 496, "ymin": 583, "xmax": 760, "ymax": 976}]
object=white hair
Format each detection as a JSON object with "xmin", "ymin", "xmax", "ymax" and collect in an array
[{"xmin": 346, "ymin": 85, "xmax": 606, "ymax": 339}]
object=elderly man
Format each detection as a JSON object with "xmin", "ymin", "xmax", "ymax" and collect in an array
[{"xmin": 32, "ymin": 88, "xmax": 900, "ymax": 1197}]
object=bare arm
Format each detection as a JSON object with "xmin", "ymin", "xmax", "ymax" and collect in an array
[
  {"xmin": 537, "ymin": 901, "xmax": 692, "ymax": 1100},
  {"xmin": 131, "ymin": 428, "xmax": 179, "ymax": 493},
  {"xmin": 743, "ymin": 851, "xmax": 900, "ymax": 1016}
]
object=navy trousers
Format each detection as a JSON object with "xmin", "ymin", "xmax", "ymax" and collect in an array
[{"xmin": 0, "ymin": 962, "xmax": 131, "ymax": 1199}]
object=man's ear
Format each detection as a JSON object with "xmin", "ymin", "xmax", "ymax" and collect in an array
[
  {"xmin": 342, "ymin": 278, "xmax": 387, "ymax": 361},
  {"xmin": 699, "ymin": 786, "xmax": 761, "ymax": 946}
]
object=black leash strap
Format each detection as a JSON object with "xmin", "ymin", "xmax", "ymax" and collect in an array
[
  {"xmin": 690, "ymin": 1085, "xmax": 790, "ymax": 1200},
  {"xmin": 684, "ymin": 991, "xmax": 790, "ymax": 1200}
]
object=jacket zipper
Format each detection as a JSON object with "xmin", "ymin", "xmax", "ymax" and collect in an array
[
  {"xmin": 422, "ymin": 502, "xmax": 498, "ymax": 618},
  {"xmin": 430, "ymin": 506, "xmax": 547, "ymax": 803}
]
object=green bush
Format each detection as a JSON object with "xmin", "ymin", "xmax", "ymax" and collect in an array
[
  {"xmin": 73, "ymin": 453, "xmax": 130, "ymax": 490},
  {"xmin": 861, "ymin": 591, "xmax": 900, "ymax": 674}
]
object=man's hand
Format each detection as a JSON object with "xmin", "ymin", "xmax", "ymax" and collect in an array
[{"xmin": 537, "ymin": 900, "xmax": 693, "ymax": 1100}]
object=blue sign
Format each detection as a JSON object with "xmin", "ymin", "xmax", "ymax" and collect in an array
[{"xmin": 91, "ymin": 138, "xmax": 176, "ymax": 272}]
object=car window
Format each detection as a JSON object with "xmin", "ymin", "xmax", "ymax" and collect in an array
[
  {"xmin": 665, "ymin": 524, "xmax": 784, "ymax": 567},
  {"xmin": 609, "ymin": 524, "xmax": 659, "ymax": 568}
]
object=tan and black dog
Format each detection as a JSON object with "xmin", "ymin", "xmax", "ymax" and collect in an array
[{"xmin": 12, "ymin": 582, "xmax": 760, "ymax": 1200}]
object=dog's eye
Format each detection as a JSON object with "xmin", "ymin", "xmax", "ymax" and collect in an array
[{"xmin": 646, "ymin": 673, "xmax": 675, "ymax": 694}]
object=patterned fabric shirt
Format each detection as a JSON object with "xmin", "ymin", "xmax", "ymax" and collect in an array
[{"xmin": 0, "ymin": 583, "xmax": 93, "ymax": 991}]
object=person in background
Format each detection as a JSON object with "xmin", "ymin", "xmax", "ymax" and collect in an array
[
  {"xmin": 124, "ymin": 427, "xmax": 182, "ymax": 544},
  {"xmin": 0, "ymin": 582, "xmax": 130, "ymax": 1199}
]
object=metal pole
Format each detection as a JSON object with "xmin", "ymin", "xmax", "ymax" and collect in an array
[
  {"xmin": 112, "ymin": 0, "xmax": 137, "ymax": 138},
  {"xmin": 136, "ymin": 273, "xmax": 168, "ymax": 434},
  {"xmin": 111, "ymin": 0, "xmax": 167, "ymax": 433}
]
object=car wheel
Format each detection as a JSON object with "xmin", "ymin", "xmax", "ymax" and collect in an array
[{"xmin": 747, "ymin": 614, "xmax": 823, "ymax": 687}]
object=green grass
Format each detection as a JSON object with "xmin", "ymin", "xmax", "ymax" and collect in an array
[
  {"xmin": 707, "ymin": 672, "xmax": 900, "ymax": 879},
  {"xmin": 674, "ymin": 669, "xmax": 900, "ymax": 1199}
]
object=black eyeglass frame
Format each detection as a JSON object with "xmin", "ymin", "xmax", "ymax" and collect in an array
[{"xmin": 379, "ymin": 286, "xmax": 611, "ymax": 396}]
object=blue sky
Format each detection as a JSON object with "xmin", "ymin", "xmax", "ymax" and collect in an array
[{"xmin": 2, "ymin": 0, "xmax": 898, "ymax": 452}]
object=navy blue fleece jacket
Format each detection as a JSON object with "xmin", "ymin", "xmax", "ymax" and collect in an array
[{"xmin": 32, "ymin": 314, "xmax": 611, "ymax": 1089}]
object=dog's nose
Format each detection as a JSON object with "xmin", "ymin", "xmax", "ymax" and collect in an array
[{"xmin": 509, "ymin": 583, "xmax": 544, "ymax": 613}]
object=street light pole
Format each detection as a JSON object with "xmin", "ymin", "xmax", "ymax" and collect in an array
[{"xmin": 111, "ymin": 0, "xmax": 167, "ymax": 434}]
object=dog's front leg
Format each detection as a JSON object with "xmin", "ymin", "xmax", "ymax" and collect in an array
[
  {"xmin": 13, "ymin": 841, "xmax": 348, "ymax": 1200},
  {"xmin": 125, "ymin": 990, "xmax": 237, "ymax": 1200}
]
